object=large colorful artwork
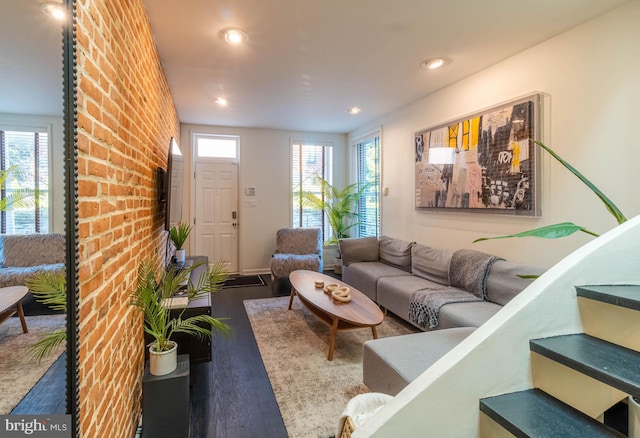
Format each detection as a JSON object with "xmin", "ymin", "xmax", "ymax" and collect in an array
[{"xmin": 415, "ymin": 94, "xmax": 540, "ymax": 216}]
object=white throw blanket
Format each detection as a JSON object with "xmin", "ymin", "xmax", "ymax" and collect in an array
[{"xmin": 337, "ymin": 392, "xmax": 393, "ymax": 437}]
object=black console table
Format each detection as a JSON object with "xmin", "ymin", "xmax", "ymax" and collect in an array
[{"xmin": 142, "ymin": 354, "xmax": 190, "ymax": 438}]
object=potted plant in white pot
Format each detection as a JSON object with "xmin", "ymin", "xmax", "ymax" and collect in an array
[
  {"xmin": 169, "ymin": 222, "xmax": 191, "ymax": 264},
  {"xmin": 130, "ymin": 259, "xmax": 230, "ymax": 376}
]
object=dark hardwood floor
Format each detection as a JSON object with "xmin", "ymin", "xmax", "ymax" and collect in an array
[
  {"xmin": 11, "ymin": 353, "xmax": 67, "ymax": 414},
  {"xmin": 11, "ymin": 296, "xmax": 67, "ymax": 415},
  {"xmin": 13, "ymin": 274, "xmax": 336, "ymax": 437},
  {"xmin": 189, "ymin": 275, "xmax": 291, "ymax": 438}
]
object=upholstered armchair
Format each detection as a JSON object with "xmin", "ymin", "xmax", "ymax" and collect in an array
[{"xmin": 270, "ymin": 228, "xmax": 323, "ymax": 290}]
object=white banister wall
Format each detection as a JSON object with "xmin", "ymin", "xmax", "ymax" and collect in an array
[{"xmin": 354, "ymin": 214, "xmax": 640, "ymax": 437}]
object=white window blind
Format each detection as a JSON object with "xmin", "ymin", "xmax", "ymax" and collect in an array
[
  {"xmin": 291, "ymin": 142, "xmax": 333, "ymax": 240},
  {"xmin": 354, "ymin": 134, "xmax": 380, "ymax": 238},
  {"xmin": 0, "ymin": 129, "xmax": 49, "ymax": 234}
]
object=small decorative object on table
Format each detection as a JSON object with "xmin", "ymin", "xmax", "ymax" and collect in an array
[
  {"xmin": 331, "ymin": 287, "xmax": 351, "ymax": 303},
  {"xmin": 324, "ymin": 283, "xmax": 339, "ymax": 295}
]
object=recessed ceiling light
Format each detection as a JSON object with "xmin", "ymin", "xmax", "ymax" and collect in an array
[
  {"xmin": 347, "ymin": 107, "xmax": 361, "ymax": 115},
  {"xmin": 41, "ymin": 2, "xmax": 66, "ymax": 21},
  {"xmin": 220, "ymin": 28, "xmax": 249, "ymax": 45},
  {"xmin": 421, "ymin": 57, "xmax": 446, "ymax": 70},
  {"xmin": 214, "ymin": 97, "xmax": 230, "ymax": 106}
]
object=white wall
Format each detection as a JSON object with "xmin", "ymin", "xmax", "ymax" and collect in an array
[
  {"xmin": 0, "ymin": 113, "xmax": 65, "ymax": 233},
  {"xmin": 180, "ymin": 124, "xmax": 347, "ymax": 273},
  {"xmin": 349, "ymin": 0, "xmax": 640, "ymax": 268}
]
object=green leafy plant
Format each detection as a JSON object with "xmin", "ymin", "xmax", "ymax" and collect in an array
[
  {"xmin": 0, "ymin": 165, "xmax": 42, "ymax": 212},
  {"xmin": 297, "ymin": 174, "xmax": 372, "ymax": 244},
  {"xmin": 474, "ymin": 140, "xmax": 627, "ymax": 244},
  {"xmin": 130, "ymin": 260, "xmax": 231, "ymax": 353},
  {"xmin": 169, "ymin": 222, "xmax": 191, "ymax": 250},
  {"xmin": 24, "ymin": 270, "xmax": 67, "ymax": 363}
]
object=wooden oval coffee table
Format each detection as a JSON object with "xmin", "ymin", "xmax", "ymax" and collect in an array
[
  {"xmin": 288, "ymin": 270, "xmax": 383, "ymax": 361},
  {"xmin": 0, "ymin": 285, "xmax": 29, "ymax": 333}
]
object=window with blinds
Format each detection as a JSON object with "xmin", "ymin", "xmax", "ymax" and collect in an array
[
  {"xmin": 354, "ymin": 133, "xmax": 380, "ymax": 238},
  {"xmin": 291, "ymin": 142, "xmax": 333, "ymax": 240},
  {"xmin": 0, "ymin": 129, "xmax": 49, "ymax": 234}
]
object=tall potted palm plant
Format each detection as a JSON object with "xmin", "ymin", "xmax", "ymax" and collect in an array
[
  {"xmin": 131, "ymin": 259, "xmax": 230, "ymax": 375},
  {"xmin": 298, "ymin": 174, "xmax": 372, "ymax": 272}
]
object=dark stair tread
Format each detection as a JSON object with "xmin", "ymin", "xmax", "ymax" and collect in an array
[
  {"xmin": 480, "ymin": 388, "xmax": 625, "ymax": 437},
  {"xmin": 530, "ymin": 334, "xmax": 640, "ymax": 398},
  {"xmin": 576, "ymin": 285, "xmax": 640, "ymax": 311}
]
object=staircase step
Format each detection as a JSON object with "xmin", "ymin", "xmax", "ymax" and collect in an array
[
  {"xmin": 576, "ymin": 285, "xmax": 640, "ymax": 311},
  {"xmin": 530, "ymin": 334, "xmax": 640, "ymax": 398},
  {"xmin": 480, "ymin": 388, "xmax": 624, "ymax": 437}
]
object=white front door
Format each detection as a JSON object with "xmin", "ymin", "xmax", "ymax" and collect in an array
[{"xmin": 193, "ymin": 162, "xmax": 239, "ymax": 273}]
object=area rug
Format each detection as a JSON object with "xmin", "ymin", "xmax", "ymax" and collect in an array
[
  {"xmin": 223, "ymin": 274, "xmax": 266, "ymax": 289},
  {"xmin": 244, "ymin": 296, "xmax": 416, "ymax": 438},
  {"xmin": 0, "ymin": 314, "xmax": 66, "ymax": 414}
]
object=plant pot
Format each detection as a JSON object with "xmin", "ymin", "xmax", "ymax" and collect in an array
[
  {"xmin": 175, "ymin": 249, "xmax": 186, "ymax": 263},
  {"xmin": 149, "ymin": 341, "xmax": 178, "ymax": 376},
  {"xmin": 334, "ymin": 256, "xmax": 342, "ymax": 274},
  {"xmin": 630, "ymin": 396, "xmax": 640, "ymax": 438}
]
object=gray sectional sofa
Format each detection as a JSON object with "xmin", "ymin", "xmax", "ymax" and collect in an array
[
  {"xmin": 0, "ymin": 233, "xmax": 66, "ymax": 308},
  {"xmin": 338, "ymin": 235, "xmax": 543, "ymax": 395}
]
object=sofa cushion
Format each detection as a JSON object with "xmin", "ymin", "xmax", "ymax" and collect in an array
[
  {"xmin": 0, "ymin": 234, "xmax": 65, "ymax": 268},
  {"xmin": 411, "ymin": 244, "xmax": 453, "ymax": 285},
  {"xmin": 379, "ymin": 236, "xmax": 413, "ymax": 272},
  {"xmin": 0, "ymin": 263, "xmax": 65, "ymax": 289},
  {"xmin": 486, "ymin": 260, "xmax": 544, "ymax": 305},
  {"xmin": 437, "ymin": 300, "xmax": 502, "ymax": 329},
  {"xmin": 339, "ymin": 237, "xmax": 379, "ymax": 266},
  {"xmin": 270, "ymin": 253, "xmax": 320, "ymax": 278},
  {"xmin": 342, "ymin": 261, "xmax": 410, "ymax": 301},
  {"xmin": 377, "ymin": 275, "xmax": 445, "ymax": 329},
  {"xmin": 363, "ymin": 327, "xmax": 476, "ymax": 395}
]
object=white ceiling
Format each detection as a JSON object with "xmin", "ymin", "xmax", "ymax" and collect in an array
[
  {"xmin": 0, "ymin": 0, "xmax": 630, "ymax": 132},
  {"xmin": 142, "ymin": 0, "xmax": 630, "ymax": 133},
  {"xmin": 0, "ymin": 0, "xmax": 64, "ymax": 116}
]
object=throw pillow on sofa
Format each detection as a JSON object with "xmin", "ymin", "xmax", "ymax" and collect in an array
[
  {"xmin": 379, "ymin": 236, "xmax": 414, "ymax": 272},
  {"xmin": 339, "ymin": 237, "xmax": 379, "ymax": 266}
]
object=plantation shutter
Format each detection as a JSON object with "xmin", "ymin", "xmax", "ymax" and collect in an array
[
  {"xmin": 355, "ymin": 134, "xmax": 380, "ymax": 238},
  {"xmin": 291, "ymin": 143, "xmax": 333, "ymax": 239},
  {"xmin": 0, "ymin": 129, "xmax": 49, "ymax": 234}
]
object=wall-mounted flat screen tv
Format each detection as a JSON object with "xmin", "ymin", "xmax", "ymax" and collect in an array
[{"xmin": 162, "ymin": 137, "xmax": 184, "ymax": 231}]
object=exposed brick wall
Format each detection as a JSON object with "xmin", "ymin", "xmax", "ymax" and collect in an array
[{"xmin": 75, "ymin": 0, "xmax": 179, "ymax": 436}]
